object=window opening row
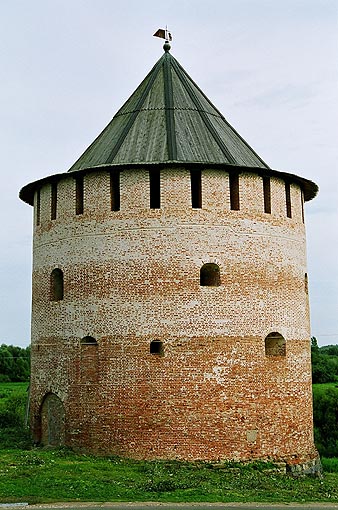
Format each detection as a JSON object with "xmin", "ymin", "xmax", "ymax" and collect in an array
[
  {"xmin": 149, "ymin": 334, "xmax": 286, "ymax": 357},
  {"xmin": 50, "ymin": 267, "xmax": 309, "ymax": 301},
  {"xmin": 50, "ymin": 264, "xmax": 222, "ymax": 302},
  {"xmin": 79, "ymin": 334, "xmax": 286, "ymax": 357},
  {"xmin": 36, "ymin": 172, "xmax": 300, "ymax": 225}
]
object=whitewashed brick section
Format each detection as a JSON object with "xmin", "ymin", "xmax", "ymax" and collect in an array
[
  {"xmin": 240, "ymin": 172, "xmax": 264, "ymax": 215},
  {"xmin": 29, "ymin": 167, "xmax": 318, "ymax": 469},
  {"xmin": 55, "ymin": 176, "xmax": 75, "ymax": 221},
  {"xmin": 202, "ymin": 169, "xmax": 229, "ymax": 212},
  {"xmin": 162, "ymin": 168, "xmax": 191, "ymax": 210},
  {"xmin": 270, "ymin": 176, "xmax": 287, "ymax": 218},
  {"xmin": 120, "ymin": 169, "xmax": 149, "ymax": 211},
  {"xmin": 84, "ymin": 172, "xmax": 110, "ymax": 218}
]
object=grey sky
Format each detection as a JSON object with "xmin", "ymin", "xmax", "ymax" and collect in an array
[{"xmin": 1, "ymin": 0, "xmax": 337, "ymax": 347}]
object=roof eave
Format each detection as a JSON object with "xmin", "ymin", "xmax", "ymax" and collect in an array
[{"xmin": 19, "ymin": 162, "xmax": 318, "ymax": 206}]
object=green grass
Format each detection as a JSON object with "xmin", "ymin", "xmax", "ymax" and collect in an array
[
  {"xmin": 0, "ymin": 381, "xmax": 29, "ymax": 399},
  {"xmin": 0, "ymin": 381, "xmax": 31, "ymax": 449},
  {"xmin": 0, "ymin": 382, "xmax": 338, "ymax": 504},
  {"xmin": 0, "ymin": 449, "xmax": 338, "ymax": 504},
  {"xmin": 321, "ymin": 457, "xmax": 338, "ymax": 473}
]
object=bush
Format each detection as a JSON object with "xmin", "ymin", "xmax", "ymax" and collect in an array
[
  {"xmin": 0, "ymin": 392, "xmax": 27, "ymax": 428},
  {"xmin": 0, "ymin": 389, "xmax": 31, "ymax": 449},
  {"xmin": 313, "ymin": 387, "xmax": 338, "ymax": 457},
  {"xmin": 321, "ymin": 457, "xmax": 338, "ymax": 472},
  {"xmin": 311, "ymin": 338, "xmax": 338, "ymax": 384}
]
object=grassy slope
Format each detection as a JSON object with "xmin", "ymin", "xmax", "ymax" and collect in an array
[
  {"xmin": 1, "ymin": 449, "xmax": 338, "ymax": 504},
  {"xmin": 0, "ymin": 382, "xmax": 338, "ymax": 504}
]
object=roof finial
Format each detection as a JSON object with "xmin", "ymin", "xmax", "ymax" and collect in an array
[
  {"xmin": 153, "ymin": 26, "xmax": 172, "ymax": 52},
  {"xmin": 163, "ymin": 40, "xmax": 171, "ymax": 52}
]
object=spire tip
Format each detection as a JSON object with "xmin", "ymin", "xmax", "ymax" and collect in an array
[{"xmin": 153, "ymin": 27, "xmax": 172, "ymax": 52}]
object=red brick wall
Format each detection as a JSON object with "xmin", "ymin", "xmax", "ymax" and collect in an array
[{"xmin": 29, "ymin": 168, "xmax": 317, "ymax": 465}]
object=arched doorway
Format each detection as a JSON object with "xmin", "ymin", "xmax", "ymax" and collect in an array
[{"xmin": 40, "ymin": 393, "xmax": 65, "ymax": 446}]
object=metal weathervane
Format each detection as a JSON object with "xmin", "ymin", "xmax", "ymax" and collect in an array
[{"xmin": 153, "ymin": 26, "xmax": 172, "ymax": 43}]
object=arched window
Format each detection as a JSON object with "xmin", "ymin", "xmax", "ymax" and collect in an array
[
  {"xmin": 80, "ymin": 336, "xmax": 98, "ymax": 383},
  {"xmin": 265, "ymin": 332, "xmax": 286, "ymax": 357},
  {"xmin": 150, "ymin": 340, "xmax": 163, "ymax": 356},
  {"xmin": 200, "ymin": 263, "xmax": 220, "ymax": 287},
  {"xmin": 50, "ymin": 268, "xmax": 64, "ymax": 301},
  {"xmin": 81, "ymin": 336, "xmax": 98, "ymax": 345}
]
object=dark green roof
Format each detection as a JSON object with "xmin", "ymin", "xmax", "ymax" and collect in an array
[
  {"xmin": 68, "ymin": 45, "xmax": 270, "ymax": 172},
  {"xmin": 19, "ymin": 45, "xmax": 319, "ymax": 205}
]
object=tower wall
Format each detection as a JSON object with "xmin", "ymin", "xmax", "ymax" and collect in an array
[{"xmin": 29, "ymin": 167, "xmax": 317, "ymax": 465}]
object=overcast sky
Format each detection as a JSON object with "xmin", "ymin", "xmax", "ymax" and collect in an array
[{"xmin": 1, "ymin": 0, "xmax": 337, "ymax": 347}]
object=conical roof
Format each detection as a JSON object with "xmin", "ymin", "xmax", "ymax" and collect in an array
[
  {"xmin": 68, "ymin": 45, "xmax": 270, "ymax": 172},
  {"xmin": 19, "ymin": 44, "xmax": 318, "ymax": 205}
]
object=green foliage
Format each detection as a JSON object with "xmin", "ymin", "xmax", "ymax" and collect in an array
[
  {"xmin": 311, "ymin": 337, "xmax": 338, "ymax": 384},
  {"xmin": 0, "ymin": 344, "xmax": 30, "ymax": 382},
  {"xmin": 313, "ymin": 385, "xmax": 338, "ymax": 457},
  {"xmin": 0, "ymin": 383, "xmax": 30, "ymax": 449},
  {"xmin": 321, "ymin": 457, "xmax": 338, "ymax": 473},
  {"xmin": 0, "ymin": 392, "xmax": 26, "ymax": 427},
  {"xmin": 321, "ymin": 345, "xmax": 338, "ymax": 357},
  {"xmin": 312, "ymin": 354, "xmax": 338, "ymax": 459}
]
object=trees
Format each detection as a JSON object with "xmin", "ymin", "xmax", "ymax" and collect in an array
[
  {"xmin": 311, "ymin": 337, "xmax": 338, "ymax": 457},
  {"xmin": 313, "ymin": 387, "xmax": 338, "ymax": 457},
  {"xmin": 0, "ymin": 344, "xmax": 30, "ymax": 382},
  {"xmin": 311, "ymin": 337, "xmax": 338, "ymax": 384}
]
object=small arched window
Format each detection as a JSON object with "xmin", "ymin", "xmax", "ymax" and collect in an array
[
  {"xmin": 81, "ymin": 336, "xmax": 98, "ymax": 345},
  {"xmin": 80, "ymin": 336, "xmax": 98, "ymax": 384},
  {"xmin": 265, "ymin": 332, "xmax": 286, "ymax": 357},
  {"xmin": 50, "ymin": 268, "xmax": 64, "ymax": 301},
  {"xmin": 150, "ymin": 340, "xmax": 163, "ymax": 356},
  {"xmin": 200, "ymin": 263, "xmax": 220, "ymax": 287}
]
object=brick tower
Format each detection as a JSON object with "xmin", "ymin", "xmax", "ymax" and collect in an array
[{"xmin": 20, "ymin": 41, "xmax": 320, "ymax": 473}]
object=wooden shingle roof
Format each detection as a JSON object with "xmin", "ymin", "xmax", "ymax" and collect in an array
[
  {"xmin": 19, "ymin": 44, "xmax": 318, "ymax": 204},
  {"xmin": 68, "ymin": 45, "xmax": 270, "ymax": 172}
]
